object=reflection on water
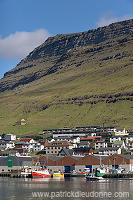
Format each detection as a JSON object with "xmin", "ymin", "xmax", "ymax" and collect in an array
[{"xmin": 0, "ymin": 177, "xmax": 133, "ymax": 200}]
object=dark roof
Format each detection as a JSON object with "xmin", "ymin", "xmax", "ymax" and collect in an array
[
  {"xmin": 73, "ymin": 147, "xmax": 93, "ymax": 151},
  {"xmin": 57, "ymin": 149, "xmax": 74, "ymax": 157},
  {"xmin": 99, "ymin": 147, "xmax": 119, "ymax": 151}
]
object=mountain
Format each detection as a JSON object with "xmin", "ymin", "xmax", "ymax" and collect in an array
[{"xmin": 0, "ymin": 19, "xmax": 133, "ymax": 135}]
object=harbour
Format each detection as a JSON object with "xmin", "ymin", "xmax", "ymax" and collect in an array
[{"xmin": 0, "ymin": 176, "xmax": 133, "ymax": 200}]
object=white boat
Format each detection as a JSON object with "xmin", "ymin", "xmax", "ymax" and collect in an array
[{"xmin": 86, "ymin": 174, "xmax": 104, "ymax": 181}]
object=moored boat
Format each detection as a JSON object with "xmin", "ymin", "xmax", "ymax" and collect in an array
[
  {"xmin": 71, "ymin": 168, "xmax": 90, "ymax": 177},
  {"xmin": 32, "ymin": 167, "xmax": 51, "ymax": 178},
  {"xmin": 86, "ymin": 174, "xmax": 104, "ymax": 181},
  {"xmin": 52, "ymin": 171, "xmax": 64, "ymax": 178},
  {"xmin": 95, "ymin": 167, "xmax": 106, "ymax": 177},
  {"xmin": 71, "ymin": 171, "xmax": 87, "ymax": 177}
]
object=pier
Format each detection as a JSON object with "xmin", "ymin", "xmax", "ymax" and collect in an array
[
  {"xmin": 0, "ymin": 171, "xmax": 32, "ymax": 178},
  {"xmin": 103, "ymin": 173, "xmax": 133, "ymax": 179}
]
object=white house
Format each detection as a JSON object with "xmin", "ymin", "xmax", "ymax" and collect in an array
[
  {"xmin": 124, "ymin": 136, "xmax": 133, "ymax": 144},
  {"xmin": 0, "ymin": 141, "xmax": 15, "ymax": 151},
  {"xmin": 110, "ymin": 136, "xmax": 122, "ymax": 143},
  {"xmin": 114, "ymin": 128, "xmax": 128, "ymax": 136},
  {"xmin": 99, "ymin": 147, "xmax": 121, "ymax": 155},
  {"xmin": 126, "ymin": 141, "xmax": 133, "ymax": 150},
  {"xmin": 20, "ymin": 139, "xmax": 36, "ymax": 144},
  {"xmin": 3, "ymin": 134, "xmax": 16, "ymax": 141},
  {"xmin": 94, "ymin": 141, "xmax": 107, "ymax": 150},
  {"xmin": 33, "ymin": 144, "xmax": 44, "ymax": 152}
]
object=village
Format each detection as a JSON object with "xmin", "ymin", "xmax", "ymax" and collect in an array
[{"xmin": 1, "ymin": 120, "xmax": 133, "ymax": 178}]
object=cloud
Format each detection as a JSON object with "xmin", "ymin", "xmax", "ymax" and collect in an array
[
  {"xmin": 0, "ymin": 29, "xmax": 51, "ymax": 60},
  {"xmin": 96, "ymin": 14, "xmax": 133, "ymax": 27}
]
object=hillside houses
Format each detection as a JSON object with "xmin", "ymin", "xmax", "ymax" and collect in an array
[{"xmin": 0, "ymin": 126, "xmax": 133, "ymax": 157}]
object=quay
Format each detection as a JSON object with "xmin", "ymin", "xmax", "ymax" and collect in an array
[
  {"xmin": 103, "ymin": 173, "xmax": 133, "ymax": 179},
  {"xmin": 0, "ymin": 171, "xmax": 32, "ymax": 178}
]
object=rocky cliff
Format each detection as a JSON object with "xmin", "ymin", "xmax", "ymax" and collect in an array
[{"xmin": 0, "ymin": 19, "xmax": 133, "ymax": 92}]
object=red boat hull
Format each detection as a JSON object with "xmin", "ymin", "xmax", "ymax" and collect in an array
[{"xmin": 32, "ymin": 171, "xmax": 51, "ymax": 178}]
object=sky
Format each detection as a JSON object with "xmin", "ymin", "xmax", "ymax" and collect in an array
[{"xmin": 0, "ymin": 0, "xmax": 133, "ymax": 79}]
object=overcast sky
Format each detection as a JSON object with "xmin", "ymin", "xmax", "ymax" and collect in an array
[{"xmin": 0, "ymin": 0, "xmax": 133, "ymax": 78}]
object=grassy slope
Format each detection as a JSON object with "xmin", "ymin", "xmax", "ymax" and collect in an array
[{"xmin": 0, "ymin": 36, "xmax": 133, "ymax": 136}]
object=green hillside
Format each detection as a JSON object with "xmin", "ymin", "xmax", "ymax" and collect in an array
[{"xmin": 0, "ymin": 19, "xmax": 133, "ymax": 136}]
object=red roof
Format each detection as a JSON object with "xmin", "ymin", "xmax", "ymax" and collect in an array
[
  {"xmin": 80, "ymin": 136, "xmax": 102, "ymax": 141},
  {"xmin": 20, "ymin": 139, "xmax": 32, "ymax": 142}
]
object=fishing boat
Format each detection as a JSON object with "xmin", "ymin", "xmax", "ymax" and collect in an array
[
  {"xmin": 52, "ymin": 171, "xmax": 64, "ymax": 178},
  {"xmin": 86, "ymin": 174, "xmax": 104, "ymax": 181},
  {"xmin": 71, "ymin": 168, "xmax": 90, "ymax": 177},
  {"xmin": 32, "ymin": 167, "xmax": 51, "ymax": 178},
  {"xmin": 95, "ymin": 167, "xmax": 106, "ymax": 177}
]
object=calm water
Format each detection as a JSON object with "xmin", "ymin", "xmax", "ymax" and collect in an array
[{"xmin": 0, "ymin": 177, "xmax": 133, "ymax": 200}]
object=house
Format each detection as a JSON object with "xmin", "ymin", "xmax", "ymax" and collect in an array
[
  {"xmin": 99, "ymin": 147, "xmax": 121, "ymax": 155},
  {"xmin": 72, "ymin": 147, "xmax": 94, "ymax": 155},
  {"xmin": 110, "ymin": 136, "xmax": 122, "ymax": 143},
  {"xmin": 124, "ymin": 135, "xmax": 133, "ymax": 144},
  {"xmin": 33, "ymin": 144, "xmax": 44, "ymax": 152},
  {"xmin": 0, "ymin": 141, "xmax": 15, "ymax": 151},
  {"xmin": 15, "ymin": 139, "xmax": 43, "ymax": 153},
  {"xmin": 95, "ymin": 131, "xmax": 112, "ymax": 138},
  {"xmin": 0, "ymin": 150, "xmax": 20, "ymax": 157},
  {"xmin": 20, "ymin": 119, "xmax": 26, "ymax": 125},
  {"xmin": 79, "ymin": 140, "xmax": 90, "ymax": 148},
  {"xmin": 114, "ymin": 128, "xmax": 128, "ymax": 136},
  {"xmin": 94, "ymin": 141, "xmax": 107, "ymax": 150},
  {"xmin": 43, "ymin": 128, "xmax": 72, "ymax": 135},
  {"xmin": 20, "ymin": 138, "xmax": 36, "ymax": 144},
  {"xmin": 126, "ymin": 141, "xmax": 133, "ymax": 150},
  {"xmin": 52, "ymin": 131, "xmax": 87, "ymax": 139},
  {"xmin": 112, "ymin": 140, "xmax": 128, "ymax": 150},
  {"xmin": 45, "ymin": 141, "xmax": 74, "ymax": 155},
  {"xmin": 55, "ymin": 136, "xmax": 80, "ymax": 143},
  {"xmin": 57, "ymin": 149, "xmax": 74, "ymax": 157},
  {"xmin": 2, "ymin": 134, "xmax": 16, "ymax": 141},
  {"xmin": 21, "ymin": 143, "xmax": 34, "ymax": 153},
  {"xmin": 80, "ymin": 136, "xmax": 102, "ymax": 143}
]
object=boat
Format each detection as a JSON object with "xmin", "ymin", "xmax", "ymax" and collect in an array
[
  {"xmin": 95, "ymin": 167, "xmax": 106, "ymax": 177},
  {"xmin": 32, "ymin": 167, "xmax": 51, "ymax": 178},
  {"xmin": 71, "ymin": 168, "xmax": 90, "ymax": 177},
  {"xmin": 86, "ymin": 174, "xmax": 104, "ymax": 181},
  {"xmin": 52, "ymin": 171, "xmax": 64, "ymax": 178}
]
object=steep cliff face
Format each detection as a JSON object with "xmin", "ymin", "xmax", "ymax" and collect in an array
[
  {"xmin": 19, "ymin": 18, "xmax": 133, "ymax": 60},
  {"xmin": 0, "ymin": 19, "xmax": 133, "ymax": 92}
]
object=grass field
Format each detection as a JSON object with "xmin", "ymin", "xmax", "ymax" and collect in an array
[{"xmin": 0, "ymin": 32, "xmax": 133, "ymax": 136}]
